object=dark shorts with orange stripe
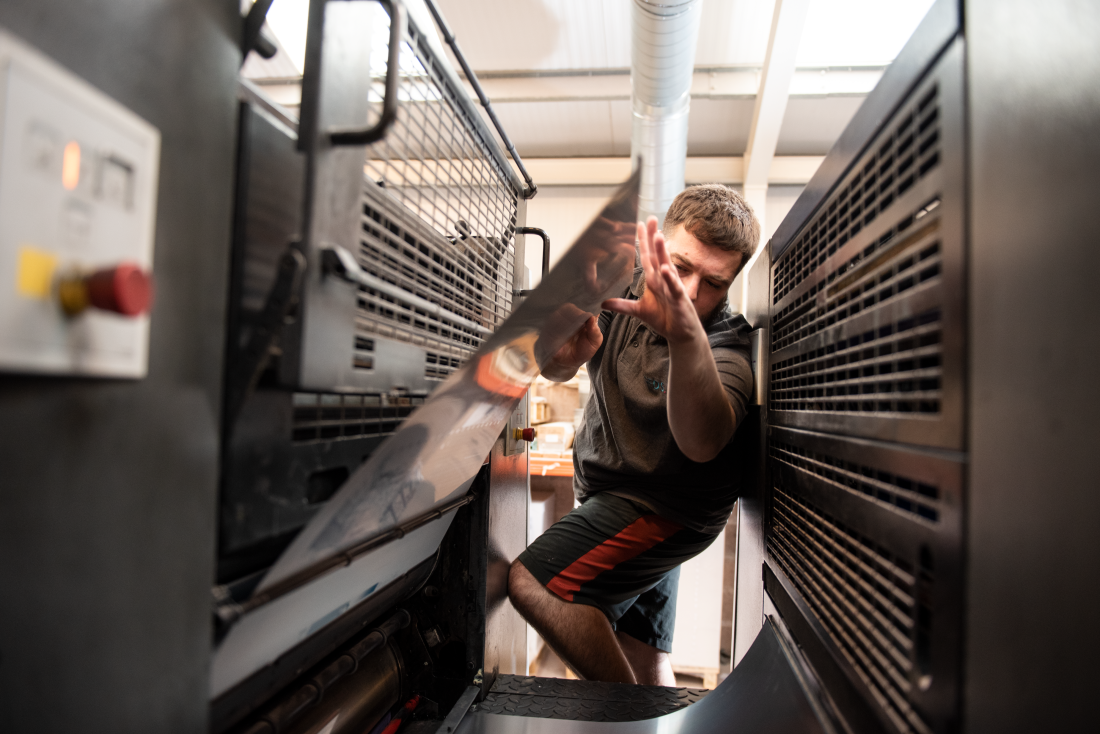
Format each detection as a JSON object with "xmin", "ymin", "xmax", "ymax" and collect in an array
[{"xmin": 516, "ymin": 492, "xmax": 720, "ymax": 653}]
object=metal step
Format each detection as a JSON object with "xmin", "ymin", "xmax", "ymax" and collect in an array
[{"xmin": 475, "ymin": 675, "xmax": 708, "ymax": 723}]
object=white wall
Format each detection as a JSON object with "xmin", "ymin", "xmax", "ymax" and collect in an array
[
  {"xmin": 763, "ymin": 184, "xmax": 805, "ymax": 242},
  {"xmin": 522, "ymin": 185, "xmax": 619, "ymax": 288},
  {"xmin": 670, "ymin": 529, "xmax": 726, "ymax": 673}
]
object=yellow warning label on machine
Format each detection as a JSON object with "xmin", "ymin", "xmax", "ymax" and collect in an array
[{"xmin": 17, "ymin": 246, "xmax": 58, "ymax": 298}]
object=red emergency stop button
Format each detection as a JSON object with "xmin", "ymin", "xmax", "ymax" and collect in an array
[
  {"xmin": 513, "ymin": 427, "xmax": 535, "ymax": 442},
  {"xmin": 86, "ymin": 263, "xmax": 152, "ymax": 315},
  {"xmin": 60, "ymin": 263, "xmax": 153, "ymax": 317}
]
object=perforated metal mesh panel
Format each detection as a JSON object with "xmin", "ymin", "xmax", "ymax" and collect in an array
[
  {"xmin": 771, "ymin": 304, "xmax": 944, "ymax": 416},
  {"xmin": 364, "ymin": 10, "xmax": 518, "ymax": 246},
  {"xmin": 356, "ymin": 187, "xmax": 512, "ymax": 370},
  {"xmin": 770, "ymin": 440, "xmax": 941, "ymax": 523},
  {"xmin": 351, "ymin": 8, "xmax": 518, "ymax": 371}
]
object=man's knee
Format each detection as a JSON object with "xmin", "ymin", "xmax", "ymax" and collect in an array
[{"xmin": 509, "ymin": 559, "xmax": 563, "ymax": 624}]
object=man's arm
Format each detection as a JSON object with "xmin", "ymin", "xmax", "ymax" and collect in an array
[
  {"xmin": 665, "ymin": 324, "xmax": 738, "ymax": 462},
  {"xmin": 603, "ymin": 218, "xmax": 736, "ymax": 463}
]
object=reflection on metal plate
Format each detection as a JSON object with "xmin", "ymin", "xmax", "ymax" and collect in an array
[
  {"xmin": 212, "ymin": 172, "xmax": 639, "ymax": 696},
  {"xmin": 210, "ymin": 514, "xmax": 456, "ymax": 697}
]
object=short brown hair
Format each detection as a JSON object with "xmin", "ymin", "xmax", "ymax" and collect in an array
[{"xmin": 664, "ymin": 184, "xmax": 760, "ymax": 276}]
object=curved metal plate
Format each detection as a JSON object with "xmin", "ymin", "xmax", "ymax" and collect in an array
[
  {"xmin": 261, "ymin": 169, "xmax": 639, "ymax": 589},
  {"xmin": 212, "ymin": 171, "xmax": 639, "ymax": 696}
]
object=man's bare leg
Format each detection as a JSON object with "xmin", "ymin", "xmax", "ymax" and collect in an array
[
  {"xmin": 616, "ymin": 631, "xmax": 676, "ymax": 686},
  {"xmin": 508, "ymin": 560, "xmax": 636, "ymax": 683}
]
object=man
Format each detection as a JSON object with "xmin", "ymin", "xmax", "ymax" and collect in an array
[{"xmin": 508, "ymin": 184, "xmax": 759, "ymax": 686}]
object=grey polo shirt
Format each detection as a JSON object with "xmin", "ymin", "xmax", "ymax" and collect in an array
[{"xmin": 572, "ymin": 267, "xmax": 753, "ymax": 534}]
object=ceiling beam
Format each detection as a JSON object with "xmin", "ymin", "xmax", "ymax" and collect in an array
[
  {"xmin": 245, "ymin": 66, "xmax": 884, "ymax": 107},
  {"xmin": 509, "ymin": 156, "xmax": 823, "ymax": 186},
  {"xmin": 462, "ymin": 66, "xmax": 882, "ymax": 103},
  {"xmin": 735, "ymin": 0, "xmax": 811, "ymax": 318},
  {"xmin": 743, "ymin": 0, "xmax": 812, "ymax": 232}
]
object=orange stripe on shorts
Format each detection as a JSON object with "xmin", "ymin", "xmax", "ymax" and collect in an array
[{"xmin": 545, "ymin": 514, "xmax": 682, "ymax": 602}]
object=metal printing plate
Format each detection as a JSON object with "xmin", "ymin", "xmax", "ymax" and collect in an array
[
  {"xmin": 211, "ymin": 171, "xmax": 639, "ymax": 696},
  {"xmin": 258, "ymin": 169, "xmax": 639, "ymax": 590},
  {"xmin": 477, "ymin": 675, "xmax": 708, "ymax": 722}
]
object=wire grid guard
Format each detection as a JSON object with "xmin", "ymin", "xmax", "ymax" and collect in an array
[{"xmin": 355, "ymin": 6, "xmax": 519, "ymax": 365}]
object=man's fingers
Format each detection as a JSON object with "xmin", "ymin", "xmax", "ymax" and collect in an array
[
  {"xmin": 650, "ymin": 229, "xmax": 671, "ymax": 298},
  {"xmin": 661, "ymin": 263, "xmax": 686, "ymax": 298},
  {"xmin": 653, "ymin": 228, "xmax": 673, "ymax": 270},
  {"xmin": 637, "ymin": 221, "xmax": 654, "ymax": 277},
  {"xmin": 637, "ymin": 223, "xmax": 665, "ymax": 303},
  {"xmin": 602, "ymin": 297, "xmax": 640, "ymax": 317},
  {"xmin": 583, "ymin": 314, "xmax": 600, "ymax": 338},
  {"xmin": 645, "ymin": 220, "xmax": 662, "ymax": 275},
  {"xmin": 574, "ymin": 316, "xmax": 603, "ymax": 360}
]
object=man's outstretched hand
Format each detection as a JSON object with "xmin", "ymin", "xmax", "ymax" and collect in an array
[{"xmin": 602, "ymin": 218, "xmax": 703, "ymax": 346}]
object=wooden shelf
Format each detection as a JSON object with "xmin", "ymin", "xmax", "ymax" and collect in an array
[{"xmin": 529, "ymin": 451, "xmax": 573, "ymax": 477}]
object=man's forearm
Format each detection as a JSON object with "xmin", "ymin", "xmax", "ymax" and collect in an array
[{"xmin": 666, "ymin": 326, "xmax": 737, "ymax": 463}]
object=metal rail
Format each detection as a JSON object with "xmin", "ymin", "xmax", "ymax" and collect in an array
[{"xmin": 422, "ymin": 0, "xmax": 538, "ymax": 199}]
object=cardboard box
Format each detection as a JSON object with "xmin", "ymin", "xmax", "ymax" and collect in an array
[
  {"xmin": 536, "ymin": 421, "xmax": 575, "ymax": 451},
  {"xmin": 530, "ymin": 396, "xmax": 550, "ymax": 425},
  {"xmin": 533, "ymin": 377, "xmax": 581, "ymax": 423}
]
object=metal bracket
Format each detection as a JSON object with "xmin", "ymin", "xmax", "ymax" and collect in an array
[
  {"xmin": 225, "ymin": 247, "xmax": 307, "ymax": 427},
  {"xmin": 437, "ymin": 685, "xmax": 481, "ymax": 734},
  {"xmin": 240, "ymin": 0, "xmax": 275, "ymax": 65}
]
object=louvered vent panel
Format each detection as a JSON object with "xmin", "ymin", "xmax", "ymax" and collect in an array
[
  {"xmin": 291, "ymin": 391, "xmax": 422, "ymax": 445},
  {"xmin": 769, "ymin": 481, "xmax": 936, "ymax": 734},
  {"xmin": 772, "ymin": 84, "xmax": 942, "ymax": 307},
  {"xmin": 355, "ymin": 189, "xmax": 512, "ymax": 372},
  {"xmin": 768, "ymin": 66, "xmax": 963, "ymax": 449}
]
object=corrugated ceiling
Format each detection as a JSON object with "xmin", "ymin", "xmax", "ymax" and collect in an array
[{"xmin": 250, "ymin": 0, "xmax": 934, "ymax": 158}]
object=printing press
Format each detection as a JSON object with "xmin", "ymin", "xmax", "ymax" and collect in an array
[{"xmin": 0, "ymin": 0, "xmax": 1097, "ymax": 733}]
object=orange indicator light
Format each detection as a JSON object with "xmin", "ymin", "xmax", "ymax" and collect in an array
[{"xmin": 62, "ymin": 141, "xmax": 80, "ymax": 190}]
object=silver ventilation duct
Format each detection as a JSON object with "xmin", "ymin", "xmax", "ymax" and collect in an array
[{"xmin": 630, "ymin": 0, "xmax": 703, "ymax": 226}]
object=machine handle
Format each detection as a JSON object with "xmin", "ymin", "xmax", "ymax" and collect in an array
[
  {"xmin": 749, "ymin": 328, "xmax": 767, "ymax": 406},
  {"xmin": 328, "ymin": 0, "xmax": 406, "ymax": 147},
  {"xmin": 513, "ymin": 227, "xmax": 550, "ymax": 297},
  {"xmin": 239, "ymin": 0, "xmax": 275, "ymax": 64},
  {"xmin": 516, "ymin": 227, "xmax": 550, "ymax": 280}
]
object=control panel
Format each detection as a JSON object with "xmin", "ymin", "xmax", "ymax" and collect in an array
[{"xmin": 0, "ymin": 28, "xmax": 160, "ymax": 378}]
